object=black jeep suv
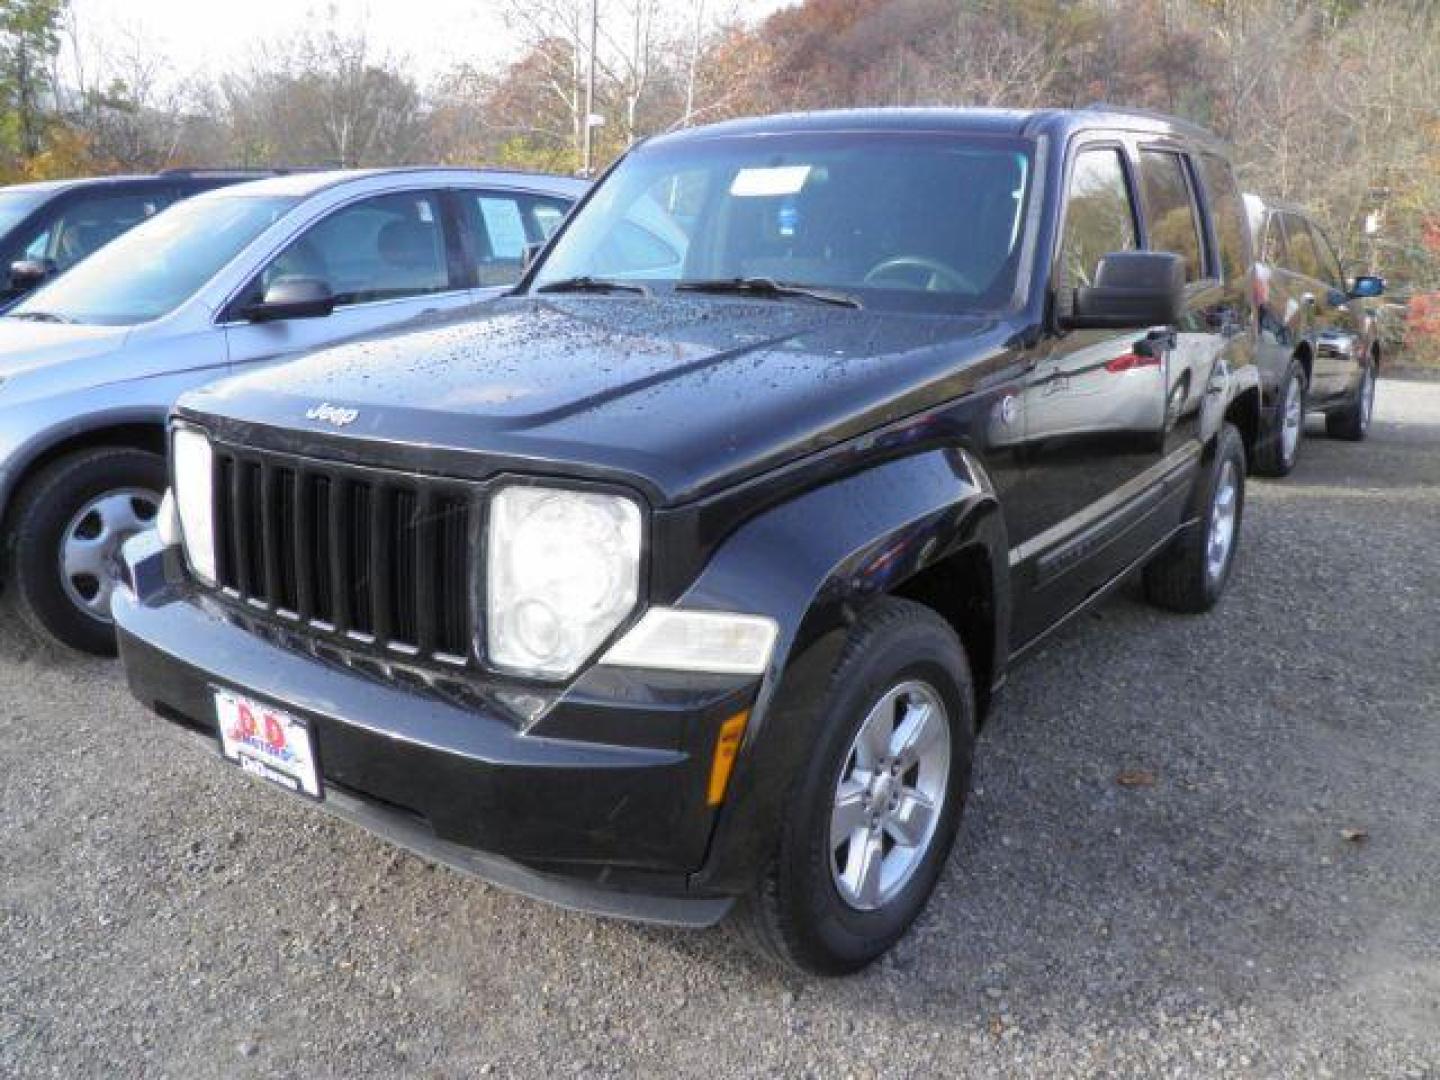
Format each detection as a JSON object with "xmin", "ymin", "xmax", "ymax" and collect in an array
[{"xmin": 116, "ymin": 108, "xmax": 1262, "ymax": 974}]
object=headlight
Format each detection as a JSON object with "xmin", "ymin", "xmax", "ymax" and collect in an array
[
  {"xmin": 172, "ymin": 428, "xmax": 216, "ymax": 584},
  {"xmin": 486, "ymin": 485, "xmax": 642, "ymax": 678}
]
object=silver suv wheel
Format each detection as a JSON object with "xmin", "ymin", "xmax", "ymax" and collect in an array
[{"xmin": 829, "ymin": 679, "xmax": 951, "ymax": 911}]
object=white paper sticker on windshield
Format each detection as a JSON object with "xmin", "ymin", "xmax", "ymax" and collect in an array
[{"xmin": 730, "ymin": 165, "xmax": 812, "ymax": 197}]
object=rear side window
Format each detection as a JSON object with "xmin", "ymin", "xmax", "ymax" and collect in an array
[
  {"xmin": 458, "ymin": 191, "xmax": 574, "ymax": 287},
  {"xmin": 1058, "ymin": 147, "xmax": 1137, "ymax": 287},
  {"xmin": 1138, "ymin": 150, "xmax": 1206, "ymax": 282},
  {"xmin": 1281, "ymin": 213, "xmax": 1323, "ymax": 281},
  {"xmin": 1196, "ymin": 154, "xmax": 1249, "ymax": 284}
]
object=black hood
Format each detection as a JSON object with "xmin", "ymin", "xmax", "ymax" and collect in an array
[{"xmin": 183, "ymin": 296, "xmax": 1015, "ymax": 506}]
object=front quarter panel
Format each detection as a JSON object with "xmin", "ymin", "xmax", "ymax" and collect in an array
[
  {"xmin": 0, "ymin": 341, "xmax": 228, "ymax": 518},
  {"xmin": 673, "ymin": 447, "xmax": 1009, "ymax": 894}
]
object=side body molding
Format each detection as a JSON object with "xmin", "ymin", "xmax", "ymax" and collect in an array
[{"xmin": 674, "ymin": 446, "xmax": 1010, "ymax": 894}]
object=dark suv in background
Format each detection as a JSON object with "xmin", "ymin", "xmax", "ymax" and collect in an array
[
  {"xmin": 1245, "ymin": 194, "xmax": 1384, "ymax": 475},
  {"xmin": 117, "ymin": 107, "xmax": 1262, "ymax": 974},
  {"xmin": 0, "ymin": 170, "xmax": 271, "ymax": 310}
]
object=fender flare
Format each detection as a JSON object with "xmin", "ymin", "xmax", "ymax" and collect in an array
[{"xmin": 675, "ymin": 446, "xmax": 1009, "ymax": 894}]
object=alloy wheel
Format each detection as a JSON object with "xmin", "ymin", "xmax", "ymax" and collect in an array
[
  {"xmin": 1205, "ymin": 460, "xmax": 1239, "ymax": 585},
  {"xmin": 830, "ymin": 679, "xmax": 951, "ymax": 911},
  {"xmin": 1280, "ymin": 372, "xmax": 1303, "ymax": 466}
]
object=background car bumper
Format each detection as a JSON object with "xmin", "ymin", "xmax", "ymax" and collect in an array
[{"xmin": 114, "ymin": 535, "xmax": 755, "ymax": 927}]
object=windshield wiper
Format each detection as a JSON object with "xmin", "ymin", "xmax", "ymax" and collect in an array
[
  {"xmin": 674, "ymin": 277, "xmax": 863, "ymax": 309},
  {"xmin": 9, "ymin": 310, "xmax": 71, "ymax": 324},
  {"xmin": 535, "ymin": 276, "xmax": 650, "ymax": 297}
]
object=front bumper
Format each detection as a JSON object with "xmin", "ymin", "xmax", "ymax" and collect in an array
[{"xmin": 115, "ymin": 533, "xmax": 757, "ymax": 927}]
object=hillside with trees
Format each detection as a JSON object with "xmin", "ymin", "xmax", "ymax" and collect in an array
[{"xmin": 0, "ymin": 0, "xmax": 1435, "ymax": 352}]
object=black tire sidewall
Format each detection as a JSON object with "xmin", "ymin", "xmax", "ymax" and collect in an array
[
  {"xmin": 779, "ymin": 609, "xmax": 975, "ymax": 972},
  {"xmin": 6, "ymin": 448, "xmax": 166, "ymax": 654}
]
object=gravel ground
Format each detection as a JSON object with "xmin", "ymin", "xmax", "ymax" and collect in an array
[{"xmin": 3, "ymin": 378, "xmax": 1439, "ymax": 1079}]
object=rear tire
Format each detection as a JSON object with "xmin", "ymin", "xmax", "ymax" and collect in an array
[
  {"xmin": 739, "ymin": 598, "xmax": 976, "ymax": 975},
  {"xmin": 1253, "ymin": 361, "xmax": 1305, "ymax": 477},
  {"xmin": 1325, "ymin": 358, "xmax": 1376, "ymax": 441},
  {"xmin": 1143, "ymin": 423, "xmax": 1246, "ymax": 614},
  {"xmin": 2, "ymin": 447, "xmax": 165, "ymax": 656}
]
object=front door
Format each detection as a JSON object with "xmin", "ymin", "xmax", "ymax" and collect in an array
[
  {"xmin": 1009, "ymin": 141, "xmax": 1171, "ymax": 644},
  {"xmin": 223, "ymin": 189, "xmax": 475, "ymax": 374}
]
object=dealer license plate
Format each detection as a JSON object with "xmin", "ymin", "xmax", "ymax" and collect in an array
[{"xmin": 214, "ymin": 690, "xmax": 322, "ymax": 799}]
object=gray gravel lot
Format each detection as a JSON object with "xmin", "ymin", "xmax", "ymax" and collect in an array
[{"xmin": 3, "ymin": 378, "xmax": 1439, "ymax": 1079}]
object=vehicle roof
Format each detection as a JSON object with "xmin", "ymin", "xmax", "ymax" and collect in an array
[
  {"xmin": 197, "ymin": 167, "xmax": 589, "ymax": 201},
  {"xmin": 0, "ymin": 174, "xmax": 167, "ymax": 196},
  {"xmin": 645, "ymin": 105, "xmax": 1225, "ymax": 149}
]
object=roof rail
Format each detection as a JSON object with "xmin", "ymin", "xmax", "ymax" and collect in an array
[
  {"xmin": 1080, "ymin": 102, "xmax": 1216, "ymax": 138},
  {"xmin": 157, "ymin": 166, "xmax": 349, "ymax": 178}
]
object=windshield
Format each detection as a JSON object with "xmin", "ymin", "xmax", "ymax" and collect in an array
[
  {"xmin": 531, "ymin": 131, "xmax": 1035, "ymax": 312},
  {"xmin": 11, "ymin": 194, "xmax": 299, "ymax": 326},
  {"xmin": 0, "ymin": 189, "xmax": 46, "ymax": 236}
]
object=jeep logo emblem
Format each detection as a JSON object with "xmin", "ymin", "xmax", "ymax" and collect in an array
[{"xmin": 305, "ymin": 403, "xmax": 359, "ymax": 428}]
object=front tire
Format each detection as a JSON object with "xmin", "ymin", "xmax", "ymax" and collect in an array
[
  {"xmin": 1325, "ymin": 358, "xmax": 1376, "ymax": 441},
  {"xmin": 1143, "ymin": 422, "xmax": 1246, "ymax": 614},
  {"xmin": 1253, "ymin": 361, "xmax": 1305, "ymax": 477},
  {"xmin": 3, "ymin": 447, "xmax": 165, "ymax": 655},
  {"xmin": 739, "ymin": 598, "xmax": 975, "ymax": 975}
]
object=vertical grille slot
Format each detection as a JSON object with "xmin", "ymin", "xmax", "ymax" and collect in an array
[
  {"xmin": 205, "ymin": 443, "xmax": 473, "ymax": 667},
  {"xmin": 347, "ymin": 482, "xmax": 373, "ymax": 635},
  {"xmin": 309, "ymin": 477, "xmax": 333, "ymax": 624},
  {"xmin": 391, "ymin": 488, "xmax": 419, "ymax": 648},
  {"xmin": 436, "ymin": 496, "xmax": 470, "ymax": 657}
]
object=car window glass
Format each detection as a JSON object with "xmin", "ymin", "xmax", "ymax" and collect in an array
[
  {"xmin": 10, "ymin": 194, "xmax": 298, "ymax": 326},
  {"xmin": 1058, "ymin": 147, "xmax": 1136, "ymax": 287},
  {"xmin": 460, "ymin": 191, "xmax": 574, "ymax": 287},
  {"xmin": 579, "ymin": 168, "xmax": 707, "ymax": 280},
  {"xmin": 263, "ymin": 191, "xmax": 450, "ymax": 307},
  {"xmin": 1282, "ymin": 214, "xmax": 1324, "ymax": 280},
  {"xmin": 535, "ymin": 133, "xmax": 1038, "ymax": 313},
  {"xmin": 1309, "ymin": 221, "xmax": 1344, "ymax": 288},
  {"xmin": 23, "ymin": 192, "xmax": 176, "ymax": 271},
  {"xmin": 1138, "ymin": 150, "xmax": 1206, "ymax": 282},
  {"xmin": 1196, "ymin": 154, "xmax": 1248, "ymax": 283}
]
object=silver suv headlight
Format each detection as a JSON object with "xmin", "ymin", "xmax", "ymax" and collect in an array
[
  {"xmin": 486, "ymin": 485, "xmax": 642, "ymax": 679},
  {"xmin": 172, "ymin": 427, "xmax": 216, "ymax": 584}
]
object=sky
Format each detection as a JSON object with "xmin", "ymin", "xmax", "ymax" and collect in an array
[{"xmin": 64, "ymin": 0, "xmax": 795, "ymax": 91}]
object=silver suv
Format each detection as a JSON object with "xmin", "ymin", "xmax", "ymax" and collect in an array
[{"xmin": 0, "ymin": 167, "xmax": 585, "ymax": 653}]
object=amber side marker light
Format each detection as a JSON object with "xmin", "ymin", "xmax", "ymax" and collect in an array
[{"xmin": 706, "ymin": 710, "xmax": 751, "ymax": 807}]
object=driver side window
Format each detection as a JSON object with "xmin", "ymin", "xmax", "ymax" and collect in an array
[
  {"xmin": 248, "ymin": 191, "xmax": 452, "ymax": 310},
  {"xmin": 1059, "ymin": 148, "xmax": 1138, "ymax": 288}
]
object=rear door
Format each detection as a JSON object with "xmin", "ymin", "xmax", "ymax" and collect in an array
[{"xmin": 223, "ymin": 188, "xmax": 475, "ymax": 372}]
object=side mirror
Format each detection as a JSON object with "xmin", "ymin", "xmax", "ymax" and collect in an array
[
  {"xmin": 1349, "ymin": 275, "xmax": 1384, "ymax": 299},
  {"xmin": 244, "ymin": 276, "xmax": 334, "ymax": 322},
  {"xmin": 10, "ymin": 258, "xmax": 55, "ymax": 292},
  {"xmin": 1059, "ymin": 251, "xmax": 1184, "ymax": 330}
]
